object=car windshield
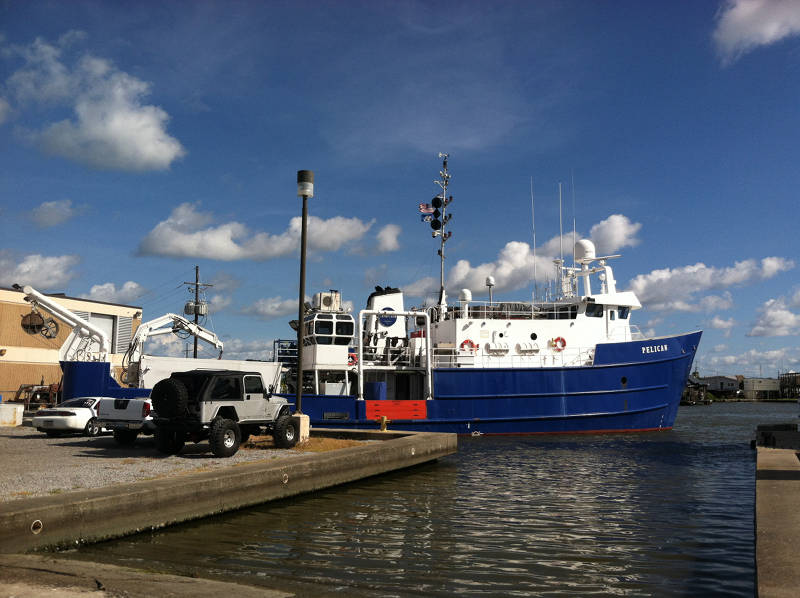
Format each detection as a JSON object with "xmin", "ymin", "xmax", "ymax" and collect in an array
[{"xmin": 60, "ymin": 398, "xmax": 96, "ymax": 408}]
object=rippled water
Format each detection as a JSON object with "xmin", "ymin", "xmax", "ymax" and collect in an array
[{"xmin": 69, "ymin": 402, "xmax": 796, "ymax": 596}]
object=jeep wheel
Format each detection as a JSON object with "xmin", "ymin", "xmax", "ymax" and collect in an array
[
  {"xmin": 151, "ymin": 378, "xmax": 188, "ymax": 419},
  {"xmin": 273, "ymin": 415, "xmax": 299, "ymax": 449},
  {"xmin": 155, "ymin": 427, "xmax": 185, "ymax": 455},
  {"xmin": 113, "ymin": 429, "xmax": 138, "ymax": 446},
  {"xmin": 209, "ymin": 419, "xmax": 241, "ymax": 457}
]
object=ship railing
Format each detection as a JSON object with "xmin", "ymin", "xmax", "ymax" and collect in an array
[
  {"xmin": 425, "ymin": 300, "xmax": 581, "ymax": 322},
  {"xmin": 360, "ymin": 345, "xmax": 418, "ymax": 368},
  {"xmin": 430, "ymin": 346, "xmax": 596, "ymax": 368}
]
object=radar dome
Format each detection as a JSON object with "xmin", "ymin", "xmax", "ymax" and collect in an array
[
  {"xmin": 459, "ymin": 288, "xmax": 472, "ymax": 302},
  {"xmin": 574, "ymin": 239, "xmax": 596, "ymax": 263}
]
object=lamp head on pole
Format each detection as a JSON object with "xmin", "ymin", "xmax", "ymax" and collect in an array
[{"xmin": 297, "ymin": 170, "xmax": 314, "ymax": 198}]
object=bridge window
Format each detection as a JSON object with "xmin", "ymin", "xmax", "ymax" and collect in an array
[
  {"xmin": 315, "ymin": 320, "xmax": 333, "ymax": 335},
  {"xmin": 336, "ymin": 321, "xmax": 354, "ymax": 336},
  {"xmin": 585, "ymin": 303, "xmax": 604, "ymax": 318},
  {"xmin": 619, "ymin": 306, "xmax": 630, "ymax": 319}
]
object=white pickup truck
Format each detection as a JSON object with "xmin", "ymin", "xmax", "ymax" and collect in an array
[{"xmin": 97, "ymin": 397, "xmax": 156, "ymax": 445}]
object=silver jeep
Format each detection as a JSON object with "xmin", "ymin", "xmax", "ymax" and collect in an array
[{"xmin": 150, "ymin": 369, "xmax": 298, "ymax": 457}]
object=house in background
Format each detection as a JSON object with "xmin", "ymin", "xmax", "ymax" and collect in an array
[{"xmin": 698, "ymin": 375, "xmax": 739, "ymax": 397}]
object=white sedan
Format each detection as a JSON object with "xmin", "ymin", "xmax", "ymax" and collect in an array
[{"xmin": 32, "ymin": 397, "xmax": 104, "ymax": 437}]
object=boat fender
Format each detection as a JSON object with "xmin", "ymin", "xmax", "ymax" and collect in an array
[
  {"xmin": 460, "ymin": 339, "xmax": 478, "ymax": 353},
  {"xmin": 550, "ymin": 337, "xmax": 566, "ymax": 352}
]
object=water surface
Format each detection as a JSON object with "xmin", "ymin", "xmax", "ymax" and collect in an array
[{"xmin": 69, "ymin": 402, "xmax": 796, "ymax": 596}]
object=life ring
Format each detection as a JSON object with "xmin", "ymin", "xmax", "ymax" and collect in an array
[
  {"xmin": 348, "ymin": 352, "xmax": 358, "ymax": 366},
  {"xmin": 550, "ymin": 337, "xmax": 566, "ymax": 352},
  {"xmin": 460, "ymin": 339, "xmax": 478, "ymax": 353}
]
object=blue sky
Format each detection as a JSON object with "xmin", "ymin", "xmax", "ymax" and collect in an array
[{"xmin": 1, "ymin": 0, "xmax": 799, "ymax": 377}]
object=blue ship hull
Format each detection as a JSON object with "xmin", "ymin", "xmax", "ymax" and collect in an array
[{"xmin": 291, "ymin": 331, "xmax": 702, "ymax": 435}]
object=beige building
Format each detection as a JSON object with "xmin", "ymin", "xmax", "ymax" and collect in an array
[
  {"xmin": 0, "ymin": 287, "xmax": 141, "ymax": 400},
  {"xmin": 743, "ymin": 377, "xmax": 781, "ymax": 401}
]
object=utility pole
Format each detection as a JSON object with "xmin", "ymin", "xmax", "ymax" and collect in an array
[{"xmin": 183, "ymin": 266, "xmax": 213, "ymax": 358}]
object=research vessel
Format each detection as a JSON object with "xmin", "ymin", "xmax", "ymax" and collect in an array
[{"xmin": 284, "ymin": 156, "xmax": 701, "ymax": 434}]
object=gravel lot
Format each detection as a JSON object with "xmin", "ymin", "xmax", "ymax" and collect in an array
[{"xmin": 0, "ymin": 425, "xmax": 304, "ymax": 503}]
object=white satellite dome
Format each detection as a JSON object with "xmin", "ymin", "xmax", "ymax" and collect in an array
[{"xmin": 574, "ymin": 239, "xmax": 596, "ymax": 263}]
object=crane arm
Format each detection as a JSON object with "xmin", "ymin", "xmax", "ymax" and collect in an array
[
  {"xmin": 22, "ymin": 285, "xmax": 111, "ymax": 362},
  {"xmin": 125, "ymin": 313, "xmax": 223, "ymax": 365}
]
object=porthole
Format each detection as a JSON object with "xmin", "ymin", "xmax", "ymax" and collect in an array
[{"xmin": 530, "ymin": 333, "xmax": 538, "ymax": 341}]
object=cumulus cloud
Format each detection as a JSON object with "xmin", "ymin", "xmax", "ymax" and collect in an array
[
  {"xmin": 138, "ymin": 202, "xmax": 373, "ymax": 261},
  {"xmin": 748, "ymin": 295, "xmax": 800, "ymax": 336},
  {"xmin": 5, "ymin": 35, "xmax": 185, "ymax": 170},
  {"xmin": 141, "ymin": 334, "xmax": 221, "ymax": 358},
  {"xmin": 207, "ymin": 294, "xmax": 232, "ymax": 314},
  {"xmin": 0, "ymin": 97, "xmax": 10, "ymax": 125},
  {"xmin": 404, "ymin": 214, "xmax": 643, "ymax": 300},
  {"xmin": 714, "ymin": 0, "xmax": 800, "ymax": 64},
  {"xmin": 241, "ymin": 296, "xmax": 299, "ymax": 320},
  {"xmin": 627, "ymin": 257, "xmax": 794, "ymax": 312},
  {"xmin": 588, "ymin": 214, "xmax": 641, "ymax": 255},
  {"xmin": 0, "ymin": 251, "xmax": 80, "ymax": 290},
  {"xmin": 376, "ymin": 224, "xmax": 401, "ymax": 252},
  {"xmin": 81, "ymin": 281, "xmax": 146, "ymax": 304},
  {"xmin": 219, "ymin": 338, "xmax": 274, "ymax": 361},
  {"xmin": 709, "ymin": 315, "xmax": 736, "ymax": 337},
  {"xmin": 709, "ymin": 315, "xmax": 736, "ymax": 330},
  {"xmin": 30, "ymin": 199, "xmax": 75, "ymax": 227},
  {"xmin": 704, "ymin": 346, "xmax": 800, "ymax": 374}
]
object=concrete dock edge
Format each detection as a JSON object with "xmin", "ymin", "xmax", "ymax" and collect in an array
[
  {"xmin": 0, "ymin": 429, "xmax": 456, "ymax": 554},
  {"xmin": 756, "ymin": 446, "xmax": 800, "ymax": 598}
]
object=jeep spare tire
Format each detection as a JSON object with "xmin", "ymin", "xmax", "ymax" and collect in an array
[{"xmin": 151, "ymin": 378, "xmax": 188, "ymax": 418}]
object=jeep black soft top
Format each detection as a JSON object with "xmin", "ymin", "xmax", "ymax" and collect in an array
[{"xmin": 166, "ymin": 369, "xmax": 263, "ymax": 399}]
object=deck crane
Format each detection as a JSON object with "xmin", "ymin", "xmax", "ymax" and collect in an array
[
  {"xmin": 22, "ymin": 285, "xmax": 112, "ymax": 362},
  {"xmin": 121, "ymin": 313, "xmax": 224, "ymax": 384}
]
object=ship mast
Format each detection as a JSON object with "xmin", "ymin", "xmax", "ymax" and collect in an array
[{"xmin": 422, "ymin": 153, "xmax": 453, "ymax": 321}]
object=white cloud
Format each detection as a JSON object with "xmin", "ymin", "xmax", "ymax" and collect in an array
[
  {"xmin": 627, "ymin": 257, "xmax": 794, "ymax": 312},
  {"xmin": 207, "ymin": 294, "xmax": 232, "ymax": 314},
  {"xmin": 0, "ymin": 97, "xmax": 10, "ymax": 125},
  {"xmin": 142, "ymin": 334, "xmax": 221, "ymax": 358},
  {"xmin": 31, "ymin": 199, "xmax": 75, "ymax": 227},
  {"xmin": 709, "ymin": 315, "xmax": 736, "ymax": 337},
  {"xmin": 404, "ymin": 214, "xmax": 643, "ymax": 300},
  {"xmin": 703, "ymin": 346, "xmax": 800, "ymax": 375},
  {"xmin": 0, "ymin": 252, "xmax": 80, "ymax": 290},
  {"xmin": 709, "ymin": 315, "xmax": 736, "ymax": 330},
  {"xmin": 714, "ymin": 0, "xmax": 800, "ymax": 64},
  {"xmin": 748, "ymin": 296, "xmax": 800, "ymax": 336},
  {"xmin": 376, "ymin": 224, "xmax": 401, "ymax": 252},
  {"xmin": 588, "ymin": 214, "xmax": 641, "ymax": 255},
  {"xmin": 138, "ymin": 202, "xmax": 373, "ymax": 260},
  {"xmin": 219, "ymin": 338, "xmax": 274, "ymax": 361},
  {"xmin": 6, "ymin": 36, "xmax": 185, "ymax": 171},
  {"xmin": 81, "ymin": 281, "xmax": 146, "ymax": 304},
  {"xmin": 241, "ymin": 296, "xmax": 299, "ymax": 320}
]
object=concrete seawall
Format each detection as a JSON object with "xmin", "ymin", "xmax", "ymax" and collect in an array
[
  {"xmin": 756, "ymin": 445, "xmax": 800, "ymax": 598},
  {"xmin": 0, "ymin": 429, "xmax": 456, "ymax": 554}
]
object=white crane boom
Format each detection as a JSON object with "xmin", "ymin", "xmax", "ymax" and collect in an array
[{"xmin": 22, "ymin": 285, "xmax": 111, "ymax": 362}]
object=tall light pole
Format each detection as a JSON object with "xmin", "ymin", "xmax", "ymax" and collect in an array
[{"xmin": 295, "ymin": 169, "xmax": 314, "ymax": 414}]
